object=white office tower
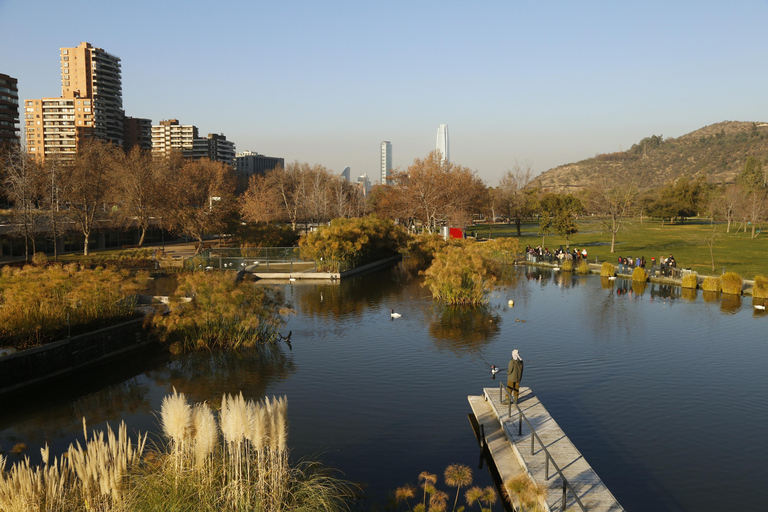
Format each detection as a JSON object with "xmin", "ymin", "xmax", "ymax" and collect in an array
[
  {"xmin": 380, "ymin": 141, "xmax": 392, "ymax": 184},
  {"xmin": 436, "ymin": 124, "xmax": 449, "ymax": 165}
]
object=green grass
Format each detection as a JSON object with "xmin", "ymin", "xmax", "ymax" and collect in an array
[{"xmin": 474, "ymin": 218, "xmax": 768, "ymax": 279}]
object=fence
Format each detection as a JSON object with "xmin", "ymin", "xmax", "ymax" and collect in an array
[
  {"xmin": 184, "ymin": 247, "xmax": 350, "ymax": 273},
  {"xmin": 499, "ymin": 383, "xmax": 587, "ymax": 512}
]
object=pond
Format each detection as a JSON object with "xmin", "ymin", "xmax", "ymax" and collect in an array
[{"xmin": 1, "ymin": 264, "xmax": 766, "ymax": 512}]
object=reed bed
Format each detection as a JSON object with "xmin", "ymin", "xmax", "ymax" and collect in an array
[
  {"xmin": 560, "ymin": 258, "xmax": 574, "ymax": 271},
  {"xmin": 0, "ymin": 264, "xmax": 145, "ymax": 348},
  {"xmin": 600, "ymin": 262, "xmax": 615, "ymax": 277},
  {"xmin": 147, "ymin": 272, "xmax": 290, "ymax": 353},
  {"xmin": 753, "ymin": 275, "xmax": 768, "ymax": 299},
  {"xmin": 720, "ymin": 272, "xmax": 743, "ymax": 295},
  {"xmin": 422, "ymin": 245, "xmax": 497, "ymax": 305},
  {"xmin": 701, "ymin": 276, "xmax": 722, "ymax": 293},
  {"xmin": 0, "ymin": 391, "xmax": 355, "ymax": 512},
  {"xmin": 681, "ymin": 273, "xmax": 699, "ymax": 289},
  {"xmin": 576, "ymin": 260, "xmax": 590, "ymax": 274}
]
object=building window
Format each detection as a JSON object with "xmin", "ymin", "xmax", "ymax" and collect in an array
[
  {"xmin": 62, "ymin": 56, "xmax": 68, "ymax": 61},
  {"xmin": 62, "ymin": 49, "xmax": 68, "ymax": 54}
]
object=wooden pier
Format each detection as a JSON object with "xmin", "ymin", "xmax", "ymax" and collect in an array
[{"xmin": 468, "ymin": 387, "xmax": 624, "ymax": 511}]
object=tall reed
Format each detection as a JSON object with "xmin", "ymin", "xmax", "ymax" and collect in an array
[
  {"xmin": 701, "ymin": 276, "xmax": 722, "ymax": 293},
  {"xmin": 720, "ymin": 272, "xmax": 742, "ymax": 295},
  {"xmin": 631, "ymin": 267, "xmax": 648, "ymax": 282},
  {"xmin": 753, "ymin": 275, "xmax": 768, "ymax": 299},
  {"xmin": 681, "ymin": 273, "xmax": 699, "ymax": 289},
  {"xmin": 576, "ymin": 260, "xmax": 590, "ymax": 274},
  {"xmin": 600, "ymin": 262, "xmax": 615, "ymax": 277}
]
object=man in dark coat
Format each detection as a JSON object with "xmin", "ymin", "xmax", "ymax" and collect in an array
[{"xmin": 507, "ymin": 349, "xmax": 524, "ymax": 403}]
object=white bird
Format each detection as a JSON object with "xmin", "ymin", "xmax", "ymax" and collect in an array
[
  {"xmin": 289, "ymin": 277, "xmax": 296, "ymax": 282},
  {"xmin": 755, "ymin": 304, "xmax": 766, "ymax": 311},
  {"xmin": 490, "ymin": 365, "xmax": 500, "ymax": 375},
  {"xmin": 390, "ymin": 309, "xmax": 401, "ymax": 318},
  {"xmin": 608, "ymin": 276, "xmax": 617, "ymax": 281}
]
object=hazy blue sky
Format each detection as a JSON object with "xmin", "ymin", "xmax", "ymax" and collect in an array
[{"xmin": 2, "ymin": 0, "xmax": 767, "ymax": 184}]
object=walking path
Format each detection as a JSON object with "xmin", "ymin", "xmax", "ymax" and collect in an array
[{"xmin": 468, "ymin": 387, "xmax": 624, "ymax": 511}]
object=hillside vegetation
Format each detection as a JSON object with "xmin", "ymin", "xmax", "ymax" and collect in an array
[{"xmin": 534, "ymin": 121, "xmax": 768, "ymax": 191}]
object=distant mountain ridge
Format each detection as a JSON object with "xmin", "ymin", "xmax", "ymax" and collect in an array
[{"xmin": 532, "ymin": 121, "xmax": 768, "ymax": 192}]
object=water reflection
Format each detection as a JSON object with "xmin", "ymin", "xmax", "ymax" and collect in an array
[
  {"xmin": 681, "ymin": 288, "xmax": 697, "ymax": 301},
  {"xmin": 147, "ymin": 343, "xmax": 296, "ymax": 403},
  {"xmin": 720, "ymin": 294, "xmax": 741, "ymax": 314},
  {"xmin": 427, "ymin": 304, "xmax": 501, "ymax": 353}
]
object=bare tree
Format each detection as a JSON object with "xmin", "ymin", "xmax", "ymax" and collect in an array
[
  {"xmin": 494, "ymin": 161, "xmax": 536, "ymax": 236},
  {"xmin": 588, "ymin": 178, "xmax": 638, "ymax": 253},
  {"xmin": 59, "ymin": 140, "xmax": 120, "ymax": 255},
  {"xmin": 110, "ymin": 148, "xmax": 163, "ymax": 246},
  {"xmin": 41, "ymin": 153, "xmax": 66, "ymax": 260},
  {"xmin": 710, "ymin": 185, "xmax": 743, "ymax": 233},
  {"xmin": 2, "ymin": 144, "xmax": 42, "ymax": 260}
]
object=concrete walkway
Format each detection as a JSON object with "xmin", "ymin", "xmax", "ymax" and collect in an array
[{"xmin": 470, "ymin": 387, "xmax": 624, "ymax": 512}]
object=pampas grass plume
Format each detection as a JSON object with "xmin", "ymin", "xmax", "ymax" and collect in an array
[{"xmin": 160, "ymin": 388, "xmax": 192, "ymax": 449}]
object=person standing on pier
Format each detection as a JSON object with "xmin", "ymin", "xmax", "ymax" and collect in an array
[{"xmin": 507, "ymin": 349, "xmax": 524, "ymax": 403}]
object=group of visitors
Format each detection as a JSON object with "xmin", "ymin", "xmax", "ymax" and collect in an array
[
  {"xmin": 617, "ymin": 253, "xmax": 678, "ymax": 277},
  {"xmin": 525, "ymin": 245, "xmax": 588, "ymax": 264}
]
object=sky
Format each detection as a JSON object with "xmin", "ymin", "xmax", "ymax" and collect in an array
[{"xmin": 2, "ymin": 0, "xmax": 768, "ymax": 185}]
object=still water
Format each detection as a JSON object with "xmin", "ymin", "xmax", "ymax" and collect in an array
[{"xmin": 2, "ymin": 264, "xmax": 767, "ymax": 511}]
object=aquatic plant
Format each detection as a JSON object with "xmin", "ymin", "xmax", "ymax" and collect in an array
[
  {"xmin": 600, "ymin": 262, "xmax": 615, "ymax": 277},
  {"xmin": 444, "ymin": 464, "xmax": 473, "ymax": 512},
  {"xmin": 465, "ymin": 485, "xmax": 497, "ymax": 512},
  {"xmin": 0, "ymin": 264, "xmax": 144, "ymax": 348},
  {"xmin": 681, "ymin": 273, "xmax": 699, "ymax": 289},
  {"xmin": 147, "ymin": 271, "xmax": 290, "ymax": 352},
  {"xmin": 299, "ymin": 215, "xmax": 408, "ymax": 271},
  {"xmin": 720, "ymin": 272, "xmax": 743, "ymax": 295},
  {"xmin": 701, "ymin": 276, "xmax": 722, "ymax": 293},
  {"xmin": 753, "ymin": 275, "xmax": 768, "ymax": 299},
  {"xmin": 560, "ymin": 258, "xmax": 573, "ymax": 272},
  {"xmin": 422, "ymin": 245, "xmax": 496, "ymax": 304},
  {"xmin": 503, "ymin": 473, "xmax": 545, "ymax": 511},
  {"xmin": 631, "ymin": 267, "xmax": 648, "ymax": 282},
  {"xmin": 576, "ymin": 260, "xmax": 590, "ymax": 274}
]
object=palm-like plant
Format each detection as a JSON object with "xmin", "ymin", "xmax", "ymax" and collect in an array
[
  {"xmin": 444, "ymin": 464, "xmax": 473, "ymax": 511},
  {"xmin": 419, "ymin": 472, "xmax": 437, "ymax": 510}
]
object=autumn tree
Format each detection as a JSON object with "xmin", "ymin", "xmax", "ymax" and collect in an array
[
  {"xmin": 162, "ymin": 158, "xmax": 237, "ymax": 253},
  {"xmin": 59, "ymin": 140, "xmax": 121, "ymax": 255},
  {"xmin": 110, "ymin": 148, "xmax": 164, "ymax": 246},
  {"xmin": 587, "ymin": 178, "xmax": 638, "ymax": 253},
  {"xmin": 385, "ymin": 151, "xmax": 486, "ymax": 233}
]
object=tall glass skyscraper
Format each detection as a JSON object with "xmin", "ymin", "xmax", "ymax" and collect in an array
[
  {"xmin": 436, "ymin": 124, "xmax": 449, "ymax": 165},
  {"xmin": 380, "ymin": 141, "xmax": 392, "ymax": 184}
]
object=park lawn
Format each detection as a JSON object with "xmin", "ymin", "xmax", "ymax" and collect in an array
[{"xmin": 474, "ymin": 219, "xmax": 768, "ymax": 279}]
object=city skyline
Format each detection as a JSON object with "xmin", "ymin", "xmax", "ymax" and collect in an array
[{"xmin": 2, "ymin": 1, "xmax": 768, "ymax": 184}]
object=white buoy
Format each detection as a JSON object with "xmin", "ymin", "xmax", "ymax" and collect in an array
[{"xmin": 508, "ymin": 300, "xmax": 514, "ymax": 307}]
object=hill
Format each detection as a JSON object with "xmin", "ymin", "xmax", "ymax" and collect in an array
[{"xmin": 532, "ymin": 121, "xmax": 768, "ymax": 192}]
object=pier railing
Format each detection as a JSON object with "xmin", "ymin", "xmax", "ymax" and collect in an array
[{"xmin": 499, "ymin": 383, "xmax": 587, "ymax": 512}]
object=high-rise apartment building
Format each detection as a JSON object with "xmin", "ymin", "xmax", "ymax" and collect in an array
[
  {"xmin": 0, "ymin": 73, "xmax": 20, "ymax": 146},
  {"xmin": 436, "ymin": 124, "xmax": 449, "ymax": 165},
  {"xmin": 60, "ymin": 42, "xmax": 124, "ymax": 146},
  {"xmin": 151, "ymin": 119, "xmax": 198, "ymax": 158},
  {"xmin": 380, "ymin": 141, "xmax": 392, "ymax": 184},
  {"xmin": 24, "ymin": 97, "xmax": 94, "ymax": 160},
  {"xmin": 192, "ymin": 133, "xmax": 236, "ymax": 166},
  {"xmin": 123, "ymin": 116, "xmax": 152, "ymax": 152}
]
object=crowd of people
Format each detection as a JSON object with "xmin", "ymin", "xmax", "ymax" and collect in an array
[
  {"xmin": 525, "ymin": 245, "xmax": 588, "ymax": 264},
  {"xmin": 617, "ymin": 254, "xmax": 677, "ymax": 276}
]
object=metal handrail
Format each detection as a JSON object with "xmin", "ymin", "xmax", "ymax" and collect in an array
[{"xmin": 499, "ymin": 383, "xmax": 587, "ymax": 512}]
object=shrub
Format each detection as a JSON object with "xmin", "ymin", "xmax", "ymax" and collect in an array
[
  {"xmin": 404, "ymin": 233, "xmax": 448, "ymax": 270},
  {"xmin": 701, "ymin": 276, "xmax": 722, "ymax": 293},
  {"xmin": 238, "ymin": 222, "xmax": 300, "ymax": 248},
  {"xmin": 721, "ymin": 272, "xmax": 742, "ymax": 295},
  {"xmin": 147, "ymin": 272, "xmax": 290, "ymax": 352},
  {"xmin": 632, "ymin": 267, "xmax": 648, "ymax": 282},
  {"xmin": 753, "ymin": 275, "xmax": 768, "ymax": 299},
  {"xmin": 560, "ymin": 258, "xmax": 574, "ymax": 271},
  {"xmin": 576, "ymin": 260, "xmax": 590, "ymax": 274},
  {"xmin": 681, "ymin": 273, "xmax": 699, "ymax": 289},
  {"xmin": 600, "ymin": 262, "xmax": 615, "ymax": 277},
  {"xmin": 299, "ymin": 215, "xmax": 407, "ymax": 271},
  {"xmin": 422, "ymin": 245, "xmax": 496, "ymax": 304}
]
